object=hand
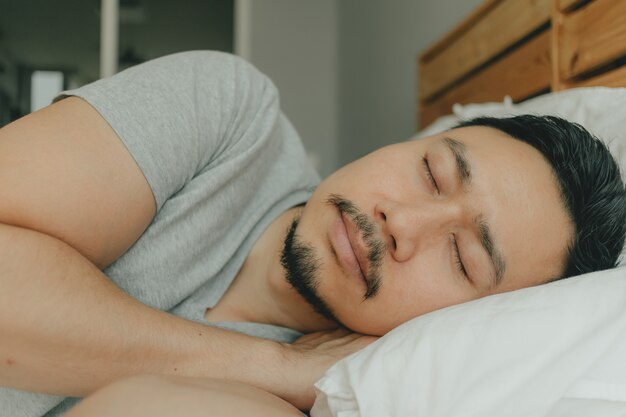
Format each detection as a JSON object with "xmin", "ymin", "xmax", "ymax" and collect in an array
[{"xmin": 276, "ymin": 327, "xmax": 378, "ymax": 411}]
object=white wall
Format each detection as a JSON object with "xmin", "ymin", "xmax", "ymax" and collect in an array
[
  {"xmin": 237, "ymin": 0, "xmax": 486, "ymax": 173},
  {"xmin": 337, "ymin": 0, "xmax": 484, "ymax": 166},
  {"xmin": 235, "ymin": 0, "xmax": 339, "ymax": 177}
]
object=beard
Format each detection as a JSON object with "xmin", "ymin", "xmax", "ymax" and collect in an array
[
  {"xmin": 279, "ymin": 194, "xmax": 387, "ymax": 325},
  {"xmin": 280, "ymin": 217, "xmax": 341, "ymax": 324}
]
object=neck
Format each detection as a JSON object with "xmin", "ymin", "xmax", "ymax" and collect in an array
[{"xmin": 221, "ymin": 206, "xmax": 338, "ymax": 333}]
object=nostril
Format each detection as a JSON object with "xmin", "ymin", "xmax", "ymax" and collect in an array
[
  {"xmin": 381, "ymin": 212, "xmax": 387, "ymax": 221},
  {"xmin": 391, "ymin": 236, "xmax": 397, "ymax": 251}
]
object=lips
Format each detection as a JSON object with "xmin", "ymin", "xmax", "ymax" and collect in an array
[
  {"xmin": 329, "ymin": 208, "xmax": 368, "ymax": 288},
  {"xmin": 340, "ymin": 211, "xmax": 370, "ymax": 282}
]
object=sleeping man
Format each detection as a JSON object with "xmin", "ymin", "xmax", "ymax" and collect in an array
[{"xmin": 0, "ymin": 51, "xmax": 624, "ymax": 417}]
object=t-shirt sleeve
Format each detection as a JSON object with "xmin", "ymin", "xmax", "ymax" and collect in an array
[{"xmin": 55, "ymin": 50, "xmax": 279, "ymax": 211}]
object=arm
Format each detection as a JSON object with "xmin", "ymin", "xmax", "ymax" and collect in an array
[
  {"xmin": 0, "ymin": 96, "xmax": 373, "ymax": 410},
  {"xmin": 64, "ymin": 375, "xmax": 306, "ymax": 417},
  {"xmin": 0, "ymin": 221, "xmax": 284, "ymax": 397},
  {"xmin": 0, "ymin": 97, "xmax": 281, "ymax": 396}
]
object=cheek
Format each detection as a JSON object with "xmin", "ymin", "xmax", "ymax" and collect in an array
[
  {"xmin": 384, "ymin": 259, "xmax": 458, "ymax": 314},
  {"xmin": 324, "ymin": 151, "xmax": 414, "ymax": 195},
  {"xmin": 338, "ymin": 253, "xmax": 470, "ymax": 335}
]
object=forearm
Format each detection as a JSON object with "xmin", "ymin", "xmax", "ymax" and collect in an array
[
  {"xmin": 64, "ymin": 375, "xmax": 305, "ymax": 417},
  {"xmin": 0, "ymin": 223, "xmax": 283, "ymax": 398}
]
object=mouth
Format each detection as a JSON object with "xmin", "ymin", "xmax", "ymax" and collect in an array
[
  {"xmin": 340, "ymin": 212, "xmax": 371, "ymax": 281},
  {"xmin": 329, "ymin": 207, "xmax": 369, "ymax": 288}
]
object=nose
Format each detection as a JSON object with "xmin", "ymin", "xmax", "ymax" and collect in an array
[{"xmin": 374, "ymin": 198, "xmax": 463, "ymax": 262}]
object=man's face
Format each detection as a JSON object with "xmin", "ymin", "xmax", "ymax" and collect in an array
[{"xmin": 284, "ymin": 126, "xmax": 574, "ymax": 336}]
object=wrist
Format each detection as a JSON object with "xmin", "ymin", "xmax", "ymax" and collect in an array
[
  {"xmin": 231, "ymin": 339, "xmax": 306, "ymax": 408},
  {"xmin": 245, "ymin": 340, "xmax": 292, "ymax": 394}
]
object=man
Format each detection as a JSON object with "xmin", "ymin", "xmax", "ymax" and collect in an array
[{"xmin": 0, "ymin": 51, "xmax": 624, "ymax": 416}]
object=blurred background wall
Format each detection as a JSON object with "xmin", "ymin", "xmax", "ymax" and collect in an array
[{"xmin": 0, "ymin": 0, "xmax": 483, "ymax": 177}]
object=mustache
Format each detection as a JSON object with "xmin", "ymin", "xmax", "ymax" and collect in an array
[{"xmin": 326, "ymin": 193, "xmax": 386, "ymax": 299}]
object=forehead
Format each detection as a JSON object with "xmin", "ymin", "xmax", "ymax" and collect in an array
[{"xmin": 427, "ymin": 126, "xmax": 574, "ymax": 289}]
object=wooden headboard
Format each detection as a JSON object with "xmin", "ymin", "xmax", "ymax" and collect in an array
[{"xmin": 418, "ymin": 0, "xmax": 626, "ymax": 128}]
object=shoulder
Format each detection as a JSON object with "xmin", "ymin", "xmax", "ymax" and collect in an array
[{"xmin": 149, "ymin": 51, "xmax": 277, "ymax": 95}]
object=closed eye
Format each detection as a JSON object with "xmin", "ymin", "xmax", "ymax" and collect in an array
[
  {"xmin": 451, "ymin": 234, "xmax": 471, "ymax": 283},
  {"xmin": 422, "ymin": 156, "xmax": 439, "ymax": 194}
]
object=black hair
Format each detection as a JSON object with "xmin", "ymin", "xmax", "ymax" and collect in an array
[{"xmin": 454, "ymin": 114, "xmax": 626, "ymax": 279}]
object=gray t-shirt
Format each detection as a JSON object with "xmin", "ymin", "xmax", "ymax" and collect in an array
[{"xmin": 0, "ymin": 51, "xmax": 320, "ymax": 417}]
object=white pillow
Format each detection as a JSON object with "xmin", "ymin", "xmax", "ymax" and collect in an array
[
  {"xmin": 311, "ymin": 88, "xmax": 626, "ymax": 417},
  {"xmin": 311, "ymin": 267, "xmax": 626, "ymax": 417}
]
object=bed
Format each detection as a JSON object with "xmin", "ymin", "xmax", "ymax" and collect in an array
[
  {"xmin": 418, "ymin": 0, "xmax": 626, "ymax": 127},
  {"xmin": 311, "ymin": 1, "xmax": 626, "ymax": 416}
]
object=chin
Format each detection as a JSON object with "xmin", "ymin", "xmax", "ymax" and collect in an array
[{"xmin": 341, "ymin": 317, "xmax": 391, "ymax": 337}]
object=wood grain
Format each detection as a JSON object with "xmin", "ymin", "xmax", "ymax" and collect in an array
[
  {"xmin": 421, "ymin": 0, "xmax": 502, "ymax": 61},
  {"xmin": 572, "ymin": 64, "xmax": 626, "ymax": 88},
  {"xmin": 420, "ymin": 31, "xmax": 551, "ymax": 127},
  {"xmin": 559, "ymin": 0, "xmax": 626, "ymax": 79},
  {"xmin": 557, "ymin": 0, "xmax": 585, "ymax": 11},
  {"xmin": 420, "ymin": 0, "xmax": 551, "ymax": 100},
  {"xmin": 417, "ymin": 0, "xmax": 626, "ymax": 127},
  {"xmin": 551, "ymin": 0, "xmax": 566, "ymax": 90}
]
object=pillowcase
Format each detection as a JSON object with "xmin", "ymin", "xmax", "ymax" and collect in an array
[
  {"xmin": 311, "ymin": 87, "xmax": 626, "ymax": 417},
  {"xmin": 311, "ymin": 266, "xmax": 626, "ymax": 417}
]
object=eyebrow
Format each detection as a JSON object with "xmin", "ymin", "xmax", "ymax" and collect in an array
[
  {"xmin": 442, "ymin": 136, "xmax": 506, "ymax": 287},
  {"xmin": 477, "ymin": 217, "xmax": 506, "ymax": 287},
  {"xmin": 443, "ymin": 137, "xmax": 471, "ymax": 186}
]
